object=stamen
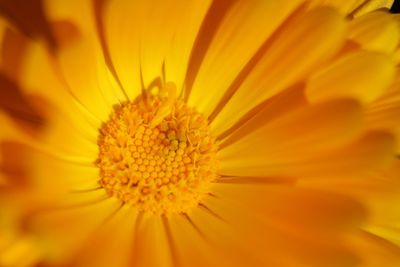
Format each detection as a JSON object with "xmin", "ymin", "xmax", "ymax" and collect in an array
[{"xmin": 97, "ymin": 83, "xmax": 218, "ymax": 215}]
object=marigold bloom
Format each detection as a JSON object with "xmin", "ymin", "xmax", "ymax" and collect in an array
[{"xmin": 0, "ymin": 0, "xmax": 399, "ymax": 266}]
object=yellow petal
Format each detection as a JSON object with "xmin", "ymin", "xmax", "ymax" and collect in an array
[
  {"xmin": 308, "ymin": 0, "xmax": 363, "ymax": 14},
  {"xmin": 20, "ymin": 39, "xmax": 101, "ymax": 134},
  {"xmin": 70, "ymin": 205, "xmax": 138, "ymax": 267},
  {"xmin": 168, "ymin": 211, "xmax": 263, "ymax": 267},
  {"xmin": 28, "ymin": 149, "xmax": 100, "ymax": 195},
  {"xmin": 40, "ymin": 108, "xmax": 98, "ymax": 159},
  {"xmin": 306, "ymin": 51, "xmax": 395, "ymax": 104},
  {"xmin": 1, "ymin": 107, "xmax": 97, "ymax": 168},
  {"xmin": 216, "ymin": 85, "xmax": 307, "ymax": 142},
  {"xmin": 43, "ymin": 1, "xmax": 125, "ymax": 119},
  {"xmin": 210, "ymin": 6, "xmax": 347, "ymax": 135},
  {"xmin": 210, "ymin": 183, "xmax": 365, "ymax": 232},
  {"xmin": 55, "ymin": 32, "xmax": 120, "ymax": 121},
  {"xmin": 0, "ymin": 236, "xmax": 42, "ymax": 267},
  {"xmin": 187, "ymin": 0, "xmax": 304, "ymax": 116},
  {"xmin": 29, "ymin": 196, "xmax": 120, "ymax": 265},
  {"xmin": 103, "ymin": 0, "xmax": 211, "ymax": 97},
  {"xmin": 308, "ymin": 0, "xmax": 393, "ymax": 15},
  {"xmin": 43, "ymin": 0, "xmax": 128, "ymax": 116},
  {"xmin": 349, "ymin": 232, "xmax": 400, "ymax": 267},
  {"xmin": 43, "ymin": 0, "xmax": 96, "ymax": 38},
  {"xmin": 354, "ymin": 0, "xmax": 395, "ymax": 17},
  {"xmin": 367, "ymin": 106, "xmax": 400, "ymax": 153},
  {"xmin": 367, "ymin": 225, "xmax": 400, "ymax": 247},
  {"xmin": 219, "ymin": 99, "xmax": 363, "ymax": 173},
  {"xmin": 367, "ymin": 73, "xmax": 400, "ymax": 152},
  {"xmin": 17, "ymin": 35, "xmax": 105, "ymax": 164},
  {"xmin": 192, "ymin": 192, "xmax": 359, "ymax": 267},
  {"xmin": 349, "ymin": 11, "xmax": 400, "ymax": 54},
  {"xmin": 132, "ymin": 215, "xmax": 173, "ymax": 267},
  {"xmin": 220, "ymin": 130, "xmax": 395, "ymax": 178}
]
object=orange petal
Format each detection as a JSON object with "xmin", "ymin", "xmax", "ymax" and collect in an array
[
  {"xmin": 132, "ymin": 215, "xmax": 173, "ymax": 267},
  {"xmin": 367, "ymin": 73, "xmax": 400, "ymax": 152},
  {"xmin": 168, "ymin": 211, "xmax": 267, "ymax": 267},
  {"xmin": 308, "ymin": 0, "xmax": 394, "ymax": 16},
  {"xmin": 69, "ymin": 205, "xmax": 138, "ymax": 267},
  {"xmin": 349, "ymin": 231, "xmax": 400, "ymax": 267},
  {"xmin": 0, "ymin": 235, "xmax": 42, "ymax": 267},
  {"xmin": 29, "ymin": 196, "xmax": 120, "ymax": 265},
  {"xmin": 349, "ymin": 11, "xmax": 400, "ymax": 54},
  {"xmin": 220, "ymin": 130, "xmax": 395, "ymax": 179},
  {"xmin": 190, "ymin": 192, "xmax": 359, "ymax": 267},
  {"xmin": 210, "ymin": 6, "xmax": 347, "ymax": 135},
  {"xmin": 354, "ymin": 0, "xmax": 395, "ymax": 16},
  {"xmin": 219, "ymin": 99, "xmax": 363, "ymax": 174},
  {"xmin": 306, "ymin": 51, "xmax": 395, "ymax": 104},
  {"xmin": 210, "ymin": 183, "xmax": 366, "ymax": 233}
]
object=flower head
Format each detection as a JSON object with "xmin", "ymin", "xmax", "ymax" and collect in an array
[{"xmin": 0, "ymin": 1, "xmax": 400, "ymax": 266}]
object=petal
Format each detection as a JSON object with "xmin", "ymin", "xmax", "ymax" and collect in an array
[
  {"xmin": 187, "ymin": 0, "xmax": 304, "ymax": 116},
  {"xmin": 43, "ymin": 0, "xmax": 95, "ymax": 35},
  {"xmin": 37, "ymin": 105, "xmax": 98, "ymax": 160},
  {"xmin": 0, "ymin": 108, "xmax": 97, "ymax": 167},
  {"xmin": 220, "ymin": 130, "xmax": 396, "ymax": 178},
  {"xmin": 209, "ymin": 183, "xmax": 366, "ymax": 233},
  {"xmin": 28, "ymin": 149, "xmax": 100, "ymax": 195},
  {"xmin": 69, "ymin": 205, "xmax": 138, "ymax": 267},
  {"xmin": 0, "ymin": 19, "xmax": 27, "ymax": 80},
  {"xmin": 0, "ymin": 112, "xmax": 29, "ymax": 142},
  {"xmin": 132, "ymin": 215, "xmax": 173, "ymax": 267},
  {"xmin": 216, "ymin": 85, "xmax": 307, "ymax": 142},
  {"xmin": 190, "ymin": 190, "xmax": 359, "ymax": 267},
  {"xmin": 219, "ymin": 99, "xmax": 363, "ymax": 174},
  {"xmin": 43, "ymin": 0, "xmax": 125, "ymax": 121},
  {"xmin": 1, "ymin": 128, "xmax": 91, "ymax": 194},
  {"xmin": 1, "ymin": 142, "xmax": 32, "ymax": 188},
  {"xmin": 349, "ymin": 231, "xmax": 400, "ymax": 267},
  {"xmin": 349, "ymin": 11, "xmax": 400, "ymax": 54},
  {"xmin": 167, "ymin": 212, "xmax": 264, "ymax": 267},
  {"xmin": 0, "ymin": 236, "xmax": 42, "ymax": 267},
  {"xmin": 354, "ymin": 0, "xmax": 395, "ymax": 16},
  {"xmin": 367, "ymin": 73, "xmax": 400, "ymax": 152},
  {"xmin": 367, "ymin": 106, "xmax": 400, "ymax": 153},
  {"xmin": 44, "ymin": 0, "xmax": 126, "ymax": 121},
  {"xmin": 103, "ymin": 0, "xmax": 211, "ymax": 97},
  {"xmin": 308, "ymin": 0, "xmax": 394, "ymax": 15},
  {"xmin": 55, "ymin": 32, "xmax": 121, "ymax": 121},
  {"xmin": 306, "ymin": 51, "xmax": 396, "ymax": 104},
  {"xmin": 210, "ymin": 6, "xmax": 347, "ymax": 135},
  {"xmin": 0, "ymin": 174, "xmax": 6, "ymax": 186},
  {"xmin": 28, "ymin": 196, "xmax": 120, "ymax": 265},
  {"xmin": 0, "ymin": 18, "xmax": 7, "ymax": 50},
  {"xmin": 19, "ymin": 39, "xmax": 102, "ymax": 135}
]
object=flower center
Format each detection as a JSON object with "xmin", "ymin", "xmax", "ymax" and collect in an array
[{"xmin": 96, "ymin": 83, "xmax": 218, "ymax": 215}]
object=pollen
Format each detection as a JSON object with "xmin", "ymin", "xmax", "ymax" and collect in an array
[{"xmin": 96, "ymin": 83, "xmax": 218, "ymax": 215}]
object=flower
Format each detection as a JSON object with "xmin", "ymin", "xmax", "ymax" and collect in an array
[{"xmin": 0, "ymin": 0, "xmax": 399, "ymax": 266}]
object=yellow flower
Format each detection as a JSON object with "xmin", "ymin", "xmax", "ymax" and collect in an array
[{"xmin": 0, "ymin": 0, "xmax": 399, "ymax": 266}]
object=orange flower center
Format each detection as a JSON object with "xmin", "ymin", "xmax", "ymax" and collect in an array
[{"xmin": 96, "ymin": 83, "xmax": 218, "ymax": 215}]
